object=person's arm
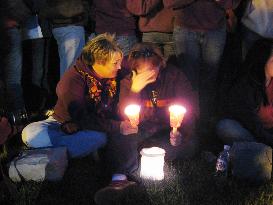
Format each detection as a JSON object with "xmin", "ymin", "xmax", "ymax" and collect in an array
[
  {"xmin": 59, "ymin": 80, "xmax": 122, "ymax": 134},
  {"xmin": 126, "ymin": 0, "xmax": 162, "ymax": 16}
]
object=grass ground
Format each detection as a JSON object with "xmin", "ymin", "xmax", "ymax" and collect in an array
[{"xmin": 0, "ymin": 140, "xmax": 273, "ymax": 205}]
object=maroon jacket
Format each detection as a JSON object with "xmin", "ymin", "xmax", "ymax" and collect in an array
[
  {"xmin": 127, "ymin": 0, "xmax": 174, "ymax": 33},
  {"xmin": 93, "ymin": 0, "xmax": 137, "ymax": 35},
  {"xmin": 163, "ymin": 0, "xmax": 241, "ymax": 31},
  {"xmin": 118, "ymin": 63, "xmax": 199, "ymax": 139},
  {"xmin": 53, "ymin": 57, "xmax": 121, "ymax": 134}
]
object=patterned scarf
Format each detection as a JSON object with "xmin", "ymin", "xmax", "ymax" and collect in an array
[{"xmin": 75, "ymin": 63, "xmax": 117, "ymax": 108}]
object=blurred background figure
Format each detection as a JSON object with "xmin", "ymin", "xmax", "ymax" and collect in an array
[
  {"xmin": 240, "ymin": 0, "xmax": 273, "ymax": 60},
  {"xmin": 216, "ymin": 39, "xmax": 273, "ymax": 146},
  {"xmin": 127, "ymin": 0, "xmax": 175, "ymax": 61},
  {"xmin": 4, "ymin": 0, "xmax": 32, "ymax": 114},
  {"xmin": 91, "ymin": 0, "xmax": 138, "ymax": 56},
  {"xmin": 37, "ymin": 0, "xmax": 87, "ymax": 77}
]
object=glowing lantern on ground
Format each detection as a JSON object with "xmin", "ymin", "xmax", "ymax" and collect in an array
[
  {"xmin": 140, "ymin": 147, "xmax": 166, "ymax": 180},
  {"xmin": 124, "ymin": 104, "xmax": 141, "ymax": 127}
]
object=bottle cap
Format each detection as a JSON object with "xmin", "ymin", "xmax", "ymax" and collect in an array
[{"xmin": 224, "ymin": 145, "xmax": 230, "ymax": 150}]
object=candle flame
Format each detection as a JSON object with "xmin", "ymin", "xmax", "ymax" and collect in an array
[
  {"xmin": 124, "ymin": 104, "xmax": 141, "ymax": 116},
  {"xmin": 169, "ymin": 105, "xmax": 186, "ymax": 115},
  {"xmin": 124, "ymin": 104, "xmax": 141, "ymax": 127},
  {"xmin": 169, "ymin": 104, "xmax": 186, "ymax": 128}
]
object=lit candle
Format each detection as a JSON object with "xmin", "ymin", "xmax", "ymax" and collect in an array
[
  {"xmin": 140, "ymin": 147, "xmax": 166, "ymax": 180},
  {"xmin": 169, "ymin": 105, "xmax": 186, "ymax": 146},
  {"xmin": 169, "ymin": 105, "xmax": 186, "ymax": 129},
  {"xmin": 124, "ymin": 104, "xmax": 141, "ymax": 127}
]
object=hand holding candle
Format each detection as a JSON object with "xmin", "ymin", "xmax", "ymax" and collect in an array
[{"xmin": 124, "ymin": 104, "xmax": 141, "ymax": 127}]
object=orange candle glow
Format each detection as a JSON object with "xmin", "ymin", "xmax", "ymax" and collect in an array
[
  {"xmin": 124, "ymin": 104, "xmax": 141, "ymax": 127},
  {"xmin": 169, "ymin": 105, "xmax": 186, "ymax": 129}
]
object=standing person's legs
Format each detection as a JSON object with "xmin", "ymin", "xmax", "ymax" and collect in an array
[
  {"xmin": 142, "ymin": 32, "xmax": 175, "ymax": 60},
  {"xmin": 115, "ymin": 35, "xmax": 138, "ymax": 56},
  {"xmin": 200, "ymin": 27, "xmax": 226, "ymax": 118},
  {"xmin": 52, "ymin": 25, "xmax": 85, "ymax": 76},
  {"xmin": 32, "ymin": 38, "xmax": 48, "ymax": 89},
  {"xmin": 173, "ymin": 26, "xmax": 201, "ymax": 90},
  {"xmin": 241, "ymin": 25, "xmax": 262, "ymax": 60},
  {"xmin": 5, "ymin": 27, "xmax": 25, "ymax": 111},
  {"xmin": 22, "ymin": 116, "xmax": 107, "ymax": 158}
]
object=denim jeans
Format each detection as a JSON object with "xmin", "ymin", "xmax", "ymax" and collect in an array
[
  {"xmin": 31, "ymin": 38, "xmax": 49, "ymax": 90},
  {"xmin": 115, "ymin": 35, "xmax": 138, "ymax": 56},
  {"xmin": 22, "ymin": 116, "xmax": 107, "ymax": 158},
  {"xmin": 216, "ymin": 119, "xmax": 255, "ymax": 145},
  {"xmin": 173, "ymin": 26, "xmax": 226, "ymax": 90},
  {"xmin": 106, "ymin": 129, "xmax": 198, "ymax": 175},
  {"xmin": 173, "ymin": 26, "xmax": 226, "ymax": 118},
  {"xmin": 52, "ymin": 25, "xmax": 85, "ymax": 76},
  {"xmin": 142, "ymin": 32, "xmax": 175, "ymax": 60},
  {"xmin": 5, "ymin": 27, "xmax": 25, "ymax": 111}
]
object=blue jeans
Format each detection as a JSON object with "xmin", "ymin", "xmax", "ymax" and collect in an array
[
  {"xmin": 116, "ymin": 35, "xmax": 138, "ymax": 56},
  {"xmin": 173, "ymin": 26, "xmax": 226, "ymax": 90},
  {"xmin": 31, "ymin": 38, "xmax": 49, "ymax": 90},
  {"xmin": 142, "ymin": 32, "xmax": 175, "ymax": 60},
  {"xmin": 52, "ymin": 25, "xmax": 85, "ymax": 76},
  {"xmin": 22, "ymin": 116, "xmax": 107, "ymax": 158},
  {"xmin": 5, "ymin": 27, "xmax": 25, "ymax": 111},
  {"xmin": 216, "ymin": 119, "xmax": 255, "ymax": 145}
]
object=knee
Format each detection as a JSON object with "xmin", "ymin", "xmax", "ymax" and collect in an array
[
  {"xmin": 21, "ymin": 123, "xmax": 34, "ymax": 146},
  {"xmin": 216, "ymin": 119, "xmax": 234, "ymax": 141},
  {"xmin": 21, "ymin": 122, "xmax": 52, "ymax": 148}
]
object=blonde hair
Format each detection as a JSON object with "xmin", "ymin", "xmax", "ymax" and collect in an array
[{"xmin": 82, "ymin": 33, "xmax": 123, "ymax": 66}]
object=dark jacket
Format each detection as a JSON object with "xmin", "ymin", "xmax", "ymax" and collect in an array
[
  {"xmin": 118, "ymin": 63, "xmax": 199, "ymax": 139},
  {"xmin": 53, "ymin": 56, "xmax": 121, "ymax": 134},
  {"xmin": 163, "ymin": 0, "xmax": 241, "ymax": 31},
  {"xmin": 93, "ymin": 0, "xmax": 137, "ymax": 35},
  {"xmin": 37, "ymin": 0, "xmax": 88, "ymax": 27},
  {"xmin": 127, "ymin": 0, "xmax": 174, "ymax": 33},
  {"xmin": 220, "ymin": 76, "xmax": 273, "ymax": 146},
  {"xmin": 5, "ymin": 0, "xmax": 32, "ymax": 26}
]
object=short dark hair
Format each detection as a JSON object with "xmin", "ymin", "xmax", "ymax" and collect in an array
[{"xmin": 128, "ymin": 42, "xmax": 166, "ymax": 70}]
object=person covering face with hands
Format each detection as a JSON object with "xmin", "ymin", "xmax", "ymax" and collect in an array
[{"xmin": 94, "ymin": 42, "xmax": 199, "ymax": 204}]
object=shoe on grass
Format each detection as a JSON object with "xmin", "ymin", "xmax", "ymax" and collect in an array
[{"xmin": 94, "ymin": 180, "xmax": 137, "ymax": 205}]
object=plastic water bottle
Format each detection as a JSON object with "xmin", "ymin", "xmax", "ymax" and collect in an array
[{"xmin": 215, "ymin": 145, "xmax": 230, "ymax": 177}]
